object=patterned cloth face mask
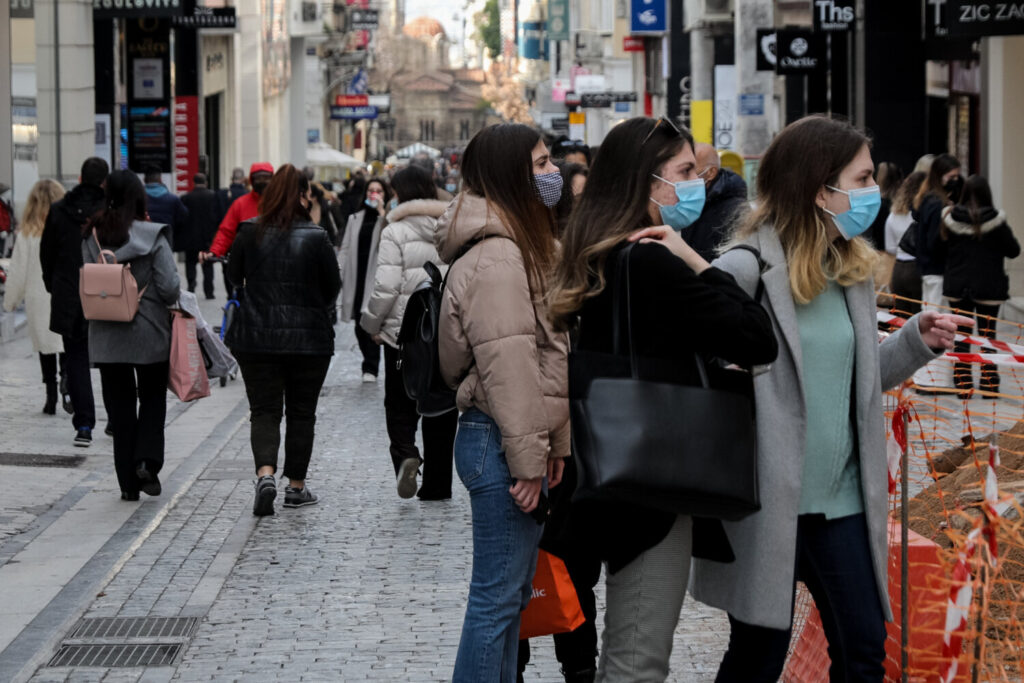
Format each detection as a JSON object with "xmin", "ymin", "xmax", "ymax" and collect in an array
[{"xmin": 533, "ymin": 172, "xmax": 564, "ymax": 208}]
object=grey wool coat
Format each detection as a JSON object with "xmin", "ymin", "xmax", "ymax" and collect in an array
[
  {"xmin": 689, "ymin": 224, "xmax": 939, "ymax": 630},
  {"xmin": 338, "ymin": 208, "xmax": 384, "ymax": 323},
  {"xmin": 82, "ymin": 221, "xmax": 181, "ymax": 365}
]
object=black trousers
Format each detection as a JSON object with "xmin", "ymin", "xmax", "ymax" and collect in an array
[
  {"xmin": 715, "ymin": 513, "xmax": 887, "ymax": 683},
  {"xmin": 354, "ymin": 322, "xmax": 381, "ymax": 376},
  {"xmin": 183, "ymin": 250, "xmax": 216, "ymax": 297},
  {"xmin": 38, "ymin": 351, "xmax": 67, "ymax": 386},
  {"xmin": 98, "ymin": 362, "xmax": 169, "ymax": 495},
  {"xmin": 62, "ymin": 333, "xmax": 96, "ymax": 430},
  {"xmin": 383, "ymin": 344, "xmax": 456, "ymax": 496},
  {"xmin": 236, "ymin": 353, "xmax": 331, "ymax": 482},
  {"xmin": 950, "ymin": 297, "xmax": 1001, "ymax": 393}
]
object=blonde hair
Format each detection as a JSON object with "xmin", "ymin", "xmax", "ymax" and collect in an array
[
  {"xmin": 730, "ymin": 116, "xmax": 877, "ymax": 305},
  {"xmin": 20, "ymin": 179, "xmax": 65, "ymax": 238}
]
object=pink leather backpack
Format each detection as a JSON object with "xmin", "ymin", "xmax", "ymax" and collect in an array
[{"xmin": 79, "ymin": 230, "xmax": 147, "ymax": 322}]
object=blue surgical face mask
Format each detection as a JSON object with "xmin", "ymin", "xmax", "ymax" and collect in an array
[
  {"xmin": 822, "ymin": 185, "xmax": 881, "ymax": 240},
  {"xmin": 533, "ymin": 171, "xmax": 563, "ymax": 208},
  {"xmin": 365, "ymin": 198, "xmax": 379, "ymax": 209},
  {"xmin": 389, "ymin": 198, "xmax": 398, "ymax": 210},
  {"xmin": 445, "ymin": 183, "xmax": 457, "ymax": 194},
  {"xmin": 650, "ymin": 175, "xmax": 706, "ymax": 230}
]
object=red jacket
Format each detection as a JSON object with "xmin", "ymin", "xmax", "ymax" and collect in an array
[{"xmin": 210, "ymin": 191, "xmax": 260, "ymax": 256}]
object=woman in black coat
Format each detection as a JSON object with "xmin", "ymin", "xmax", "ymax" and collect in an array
[
  {"xmin": 942, "ymin": 174, "xmax": 1020, "ymax": 395},
  {"xmin": 226, "ymin": 164, "xmax": 341, "ymax": 516}
]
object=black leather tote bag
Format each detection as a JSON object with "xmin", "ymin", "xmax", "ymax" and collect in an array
[{"xmin": 569, "ymin": 244, "xmax": 761, "ymax": 521}]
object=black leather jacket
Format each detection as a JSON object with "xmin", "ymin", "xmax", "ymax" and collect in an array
[{"xmin": 225, "ymin": 219, "xmax": 341, "ymax": 356}]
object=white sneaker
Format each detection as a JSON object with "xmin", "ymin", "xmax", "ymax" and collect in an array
[{"xmin": 362, "ymin": 372, "xmax": 377, "ymax": 383}]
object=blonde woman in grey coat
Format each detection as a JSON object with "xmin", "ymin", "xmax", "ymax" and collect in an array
[
  {"xmin": 339, "ymin": 177, "xmax": 388, "ymax": 381},
  {"xmin": 361, "ymin": 166, "xmax": 457, "ymax": 500},
  {"xmin": 635, "ymin": 116, "xmax": 972, "ymax": 682}
]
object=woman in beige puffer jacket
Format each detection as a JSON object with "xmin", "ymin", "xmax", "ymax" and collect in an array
[
  {"xmin": 439, "ymin": 124, "xmax": 570, "ymax": 682},
  {"xmin": 360, "ymin": 165, "xmax": 458, "ymax": 501}
]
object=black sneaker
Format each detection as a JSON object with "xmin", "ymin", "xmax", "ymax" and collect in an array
[
  {"xmin": 283, "ymin": 485, "xmax": 318, "ymax": 508},
  {"xmin": 136, "ymin": 462, "xmax": 162, "ymax": 497},
  {"xmin": 396, "ymin": 458, "xmax": 420, "ymax": 499},
  {"xmin": 105, "ymin": 424, "xmax": 114, "ymax": 437},
  {"xmin": 74, "ymin": 428, "xmax": 92, "ymax": 447},
  {"xmin": 121, "ymin": 491, "xmax": 140, "ymax": 502},
  {"xmin": 253, "ymin": 475, "xmax": 277, "ymax": 516}
]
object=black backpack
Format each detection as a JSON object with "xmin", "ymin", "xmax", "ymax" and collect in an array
[
  {"xmin": 398, "ymin": 261, "xmax": 454, "ymax": 417},
  {"xmin": 397, "ymin": 237, "xmax": 496, "ymax": 417}
]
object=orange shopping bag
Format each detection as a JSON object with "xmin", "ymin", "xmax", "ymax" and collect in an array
[{"xmin": 519, "ymin": 549, "xmax": 586, "ymax": 639}]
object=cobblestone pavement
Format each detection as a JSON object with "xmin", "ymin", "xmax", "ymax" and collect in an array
[{"xmin": 2, "ymin": 315, "xmax": 731, "ymax": 683}]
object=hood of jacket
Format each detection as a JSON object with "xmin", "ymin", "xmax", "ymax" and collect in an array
[
  {"xmin": 707, "ymin": 168, "xmax": 748, "ymax": 206},
  {"xmin": 387, "ymin": 198, "xmax": 448, "ymax": 238},
  {"xmin": 944, "ymin": 206, "xmax": 1005, "ymax": 236},
  {"xmin": 95, "ymin": 221, "xmax": 169, "ymax": 262},
  {"xmin": 145, "ymin": 183, "xmax": 170, "ymax": 199},
  {"xmin": 436, "ymin": 193, "xmax": 512, "ymax": 263}
]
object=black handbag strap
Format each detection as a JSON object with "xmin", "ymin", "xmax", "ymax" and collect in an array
[
  {"xmin": 724, "ymin": 244, "xmax": 767, "ymax": 302},
  {"xmin": 612, "ymin": 243, "xmax": 710, "ymax": 387}
]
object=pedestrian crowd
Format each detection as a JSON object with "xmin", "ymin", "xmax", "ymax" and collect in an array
[{"xmin": 2, "ymin": 112, "xmax": 1009, "ymax": 682}]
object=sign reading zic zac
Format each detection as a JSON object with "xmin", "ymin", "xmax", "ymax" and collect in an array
[{"xmin": 946, "ymin": 0, "xmax": 1024, "ymax": 36}]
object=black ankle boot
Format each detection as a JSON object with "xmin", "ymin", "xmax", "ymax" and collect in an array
[
  {"xmin": 562, "ymin": 667, "xmax": 596, "ymax": 683},
  {"xmin": 43, "ymin": 382, "xmax": 58, "ymax": 415}
]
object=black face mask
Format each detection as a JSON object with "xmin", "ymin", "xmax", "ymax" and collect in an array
[
  {"xmin": 252, "ymin": 180, "xmax": 270, "ymax": 195},
  {"xmin": 944, "ymin": 175, "xmax": 964, "ymax": 201}
]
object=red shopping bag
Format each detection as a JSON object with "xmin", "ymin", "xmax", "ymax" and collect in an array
[
  {"xmin": 169, "ymin": 310, "xmax": 210, "ymax": 402},
  {"xmin": 519, "ymin": 550, "xmax": 586, "ymax": 639}
]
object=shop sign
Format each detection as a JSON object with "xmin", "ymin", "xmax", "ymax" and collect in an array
[
  {"xmin": 551, "ymin": 117, "xmax": 569, "ymax": 135},
  {"xmin": 330, "ymin": 105, "xmax": 378, "ymax": 120},
  {"xmin": 579, "ymin": 92, "xmax": 638, "ymax": 108},
  {"xmin": 713, "ymin": 65, "xmax": 735, "ymax": 151},
  {"xmin": 307, "ymin": 129, "xmax": 320, "ymax": 144},
  {"xmin": 739, "ymin": 93, "xmax": 765, "ymax": 116},
  {"xmin": 568, "ymin": 112, "xmax": 585, "ymax": 141},
  {"xmin": 564, "ymin": 91, "xmax": 582, "ymax": 106},
  {"xmin": 367, "ymin": 94, "xmax": 391, "ymax": 113},
  {"xmin": 518, "ymin": 20, "xmax": 548, "ymax": 61},
  {"xmin": 623, "ymin": 36, "xmax": 645, "ymax": 52},
  {"xmin": 774, "ymin": 29, "xmax": 826, "ymax": 74},
  {"xmin": 812, "ymin": 0, "xmax": 855, "ymax": 31},
  {"xmin": 173, "ymin": 96, "xmax": 199, "ymax": 193},
  {"xmin": 93, "ymin": 0, "xmax": 184, "ymax": 18},
  {"xmin": 10, "ymin": 0, "xmax": 33, "ymax": 18},
  {"xmin": 127, "ymin": 106, "xmax": 172, "ymax": 173},
  {"xmin": 336, "ymin": 94, "xmax": 369, "ymax": 106},
  {"xmin": 548, "ymin": 0, "xmax": 569, "ymax": 41},
  {"xmin": 350, "ymin": 8, "xmax": 378, "ymax": 30},
  {"xmin": 946, "ymin": 0, "xmax": 1024, "ymax": 36},
  {"xmin": 630, "ymin": 0, "xmax": 666, "ymax": 34},
  {"xmin": 173, "ymin": 7, "xmax": 237, "ymax": 29},
  {"xmin": 755, "ymin": 29, "xmax": 777, "ymax": 71}
]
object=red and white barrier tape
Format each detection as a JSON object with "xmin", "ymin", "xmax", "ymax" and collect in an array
[{"xmin": 877, "ymin": 313, "xmax": 1024, "ymax": 367}]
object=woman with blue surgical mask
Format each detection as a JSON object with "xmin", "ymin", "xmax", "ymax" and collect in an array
[{"xmin": 636, "ymin": 115, "xmax": 972, "ymax": 682}]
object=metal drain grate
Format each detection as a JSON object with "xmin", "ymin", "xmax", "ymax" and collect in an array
[
  {"xmin": 0, "ymin": 452, "xmax": 86, "ymax": 468},
  {"xmin": 48, "ymin": 643, "xmax": 181, "ymax": 668},
  {"xmin": 69, "ymin": 617, "xmax": 198, "ymax": 640}
]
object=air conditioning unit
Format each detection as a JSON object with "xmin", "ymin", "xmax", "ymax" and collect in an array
[{"xmin": 699, "ymin": 0, "xmax": 733, "ymax": 24}]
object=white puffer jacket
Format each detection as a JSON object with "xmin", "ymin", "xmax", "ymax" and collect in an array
[{"xmin": 359, "ymin": 199, "xmax": 449, "ymax": 347}]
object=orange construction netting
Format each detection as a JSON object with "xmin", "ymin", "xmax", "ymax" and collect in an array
[{"xmin": 784, "ymin": 294, "xmax": 1024, "ymax": 683}]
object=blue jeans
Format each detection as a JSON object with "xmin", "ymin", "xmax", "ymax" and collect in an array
[
  {"xmin": 453, "ymin": 409, "xmax": 544, "ymax": 683},
  {"xmin": 716, "ymin": 513, "xmax": 887, "ymax": 683}
]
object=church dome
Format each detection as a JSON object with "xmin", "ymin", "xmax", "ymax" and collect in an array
[{"xmin": 402, "ymin": 16, "xmax": 447, "ymax": 39}]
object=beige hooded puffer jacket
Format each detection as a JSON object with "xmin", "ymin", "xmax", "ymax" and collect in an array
[
  {"xmin": 360, "ymin": 198, "xmax": 449, "ymax": 347},
  {"xmin": 436, "ymin": 193, "xmax": 570, "ymax": 480}
]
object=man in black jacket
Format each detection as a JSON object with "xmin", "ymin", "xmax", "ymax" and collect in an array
[
  {"xmin": 686, "ymin": 143, "xmax": 749, "ymax": 262},
  {"xmin": 143, "ymin": 165, "xmax": 188, "ymax": 250},
  {"xmin": 39, "ymin": 157, "xmax": 108, "ymax": 447},
  {"xmin": 181, "ymin": 174, "xmax": 225, "ymax": 298},
  {"xmin": 218, "ymin": 167, "xmax": 248, "ymax": 214}
]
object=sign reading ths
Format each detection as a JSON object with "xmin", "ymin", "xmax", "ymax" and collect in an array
[
  {"xmin": 813, "ymin": 0, "xmax": 855, "ymax": 31},
  {"xmin": 330, "ymin": 105, "xmax": 378, "ymax": 120},
  {"xmin": 94, "ymin": 0, "xmax": 184, "ymax": 18},
  {"xmin": 945, "ymin": 0, "xmax": 1024, "ymax": 37},
  {"xmin": 774, "ymin": 29, "xmax": 826, "ymax": 74},
  {"xmin": 630, "ymin": 0, "xmax": 666, "ymax": 34}
]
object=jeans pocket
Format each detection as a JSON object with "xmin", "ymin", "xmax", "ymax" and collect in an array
[{"xmin": 454, "ymin": 420, "xmax": 492, "ymax": 486}]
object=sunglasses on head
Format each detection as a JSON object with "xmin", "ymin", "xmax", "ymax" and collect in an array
[{"xmin": 640, "ymin": 117, "xmax": 683, "ymax": 147}]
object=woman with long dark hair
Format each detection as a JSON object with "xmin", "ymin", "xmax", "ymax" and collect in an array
[
  {"xmin": 437, "ymin": 124, "xmax": 569, "ymax": 681},
  {"xmin": 942, "ymin": 174, "xmax": 1020, "ymax": 395},
  {"xmin": 340, "ymin": 177, "xmax": 391, "ymax": 381},
  {"xmin": 636, "ymin": 116, "xmax": 970, "ymax": 682},
  {"xmin": 82, "ymin": 170, "xmax": 180, "ymax": 501},
  {"xmin": 360, "ymin": 164, "xmax": 457, "ymax": 500},
  {"xmin": 547, "ymin": 117, "xmax": 778, "ymax": 681},
  {"xmin": 225, "ymin": 164, "xmax": 341, "ymax": 516}
]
